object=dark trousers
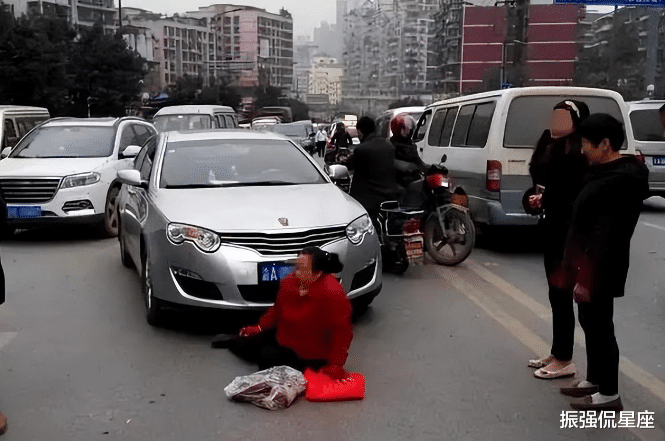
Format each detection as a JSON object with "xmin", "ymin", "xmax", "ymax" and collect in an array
[
  {"xmin": 228, "ymin": 330, "xmax": 327, "ymax": 372},
  {"xmin": 548, "ymin": 284, "xmax": 575, "ymax": 361},
  {"xmin": 578, "ymin": 296, "xmax": 619, "ymax": 396},
  {"xmin": 316, "ymin": 141, "xmax": 326, "ymax": 157}
]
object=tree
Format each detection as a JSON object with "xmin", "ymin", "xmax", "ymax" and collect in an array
[
  {"xmin": 288, "ymin": 98, "xmax": 310, "ymax": 121},
  {"xmin": 388, "ymin": 97, "xmax": 424, "ymax": 109}
]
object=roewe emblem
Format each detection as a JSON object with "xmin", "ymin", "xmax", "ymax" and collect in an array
[{"xmin": 278, "ymin": 218, "xmax": 289, "ymax": 226}]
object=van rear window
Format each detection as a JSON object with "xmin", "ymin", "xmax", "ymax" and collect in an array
[
  {"xmin": 504, "ymin": 96, "xmax": 627, "ymax": 149},
  {"xmin": 630, "ymin": 109, "xmax": 665, "ymax": 141}
]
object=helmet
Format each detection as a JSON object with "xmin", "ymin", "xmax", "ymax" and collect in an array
[{"xmin": 390, "ymin": 114, "xmax": 416, "ymax": 139}]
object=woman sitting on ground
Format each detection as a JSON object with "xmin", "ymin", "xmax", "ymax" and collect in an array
[{"xmin": 213, "ymin": 247, "xmax": 353, "ymax": 379}]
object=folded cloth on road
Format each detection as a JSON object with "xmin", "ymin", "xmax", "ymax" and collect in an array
[
  {"xmin": 224, "ymin": 366, "xmax": 307, "ymax": 410},
  {"xmin": 304, "ymin": 368, "xmax": 365, "ymax": 402}
]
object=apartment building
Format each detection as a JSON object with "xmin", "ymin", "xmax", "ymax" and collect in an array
[
  {"xmin": 308, "ymin": 57, "xmax": 344, "ymax": 105},
  {"xmin": 187, "ymin": 4, "xmax": 294, "ymax": 93},
  {"xmin": 3, "ymin": 0, "xmax": 116, "ymax": 33}
]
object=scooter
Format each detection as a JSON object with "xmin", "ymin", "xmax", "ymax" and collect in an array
[{"xmin": 377, "ymin": 156, "xmax": 475, "ymax": 273}]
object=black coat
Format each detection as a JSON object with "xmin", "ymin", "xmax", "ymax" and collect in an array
[
  {"xmin": 562, "ymin": 156, "xmax": 648, "ymax": 298},
  {"xmin": 523, "ymin": 131, "xmax": 588, "ymax": 274},
  {"xmin": 347, "ymin": 133, "xmax": 399, "ymax": 217},
  {"xmin": 391, "ymin": 136, "xmax": 428, "ymax": 187}
]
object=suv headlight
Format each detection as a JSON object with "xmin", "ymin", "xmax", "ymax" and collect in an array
[
  {"xmin": 61, "ymin": 172, "xmax": 101, "ymax": 189},
  {"xmin": 166, "ymin": 223, "xmax": 221, "ymax": 253},
  {"xmin": 346, "ymin": 214, "xmax": 374, "ymax": 245}
]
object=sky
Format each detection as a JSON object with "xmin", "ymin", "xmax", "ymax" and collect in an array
[{"xmin": 122, "ymin": 0, "xmax": 338, "ymax": 40}]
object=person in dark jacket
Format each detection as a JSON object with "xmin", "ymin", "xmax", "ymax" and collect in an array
[
  {"xmin": 390, "ymin": 114, "xmax": 429, "ymax": 188},
  {"xmin": 213, "ymin": 247, "xmax": 353, "ymax": 379},
  {"xmin": 345, "ymin": 116, "xmax": 399, "ymax": 222},
  {"xmin": 523, "ymin": 100, "xmax": 590, "ymax": 379},
  {"xmin": 0, "ymin": 193, "xmax": 6, "ymax": 435},
  {"xmin": 554, "ymin": 113, "xmax": 648, "ymax": 411}
]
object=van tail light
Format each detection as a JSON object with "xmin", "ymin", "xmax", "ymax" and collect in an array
[
  {"xmin": 486, "ymin": 160, "xmax": 502, "ymax": 192},
  {"xmin": 635, "ymin": 150, "xmax": 646, "ymax": 165}
]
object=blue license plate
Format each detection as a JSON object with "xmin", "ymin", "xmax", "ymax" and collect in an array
[
  {"xmin": 258, "ymin": 262, "xmax": 295, "ymax": 283},
  {"xmin": 653, "ymin": 156, "xmax": 665, "ymax": 166},
  {"xmin": 7, "ymin": 206, "xmax": 41, "ymax": 219}
]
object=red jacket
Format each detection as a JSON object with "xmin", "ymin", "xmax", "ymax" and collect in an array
[{"xmin": 259, "ymin": 273, "xmax": 353, "ymax": 366}]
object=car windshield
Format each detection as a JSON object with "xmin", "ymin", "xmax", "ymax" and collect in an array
[
  {"xmin": 270, "ymin": 125, "xmax": 308, "ymax": 138},
  {"xmin": 10, "ymin": 126, "xmax": 115, "ymax": 158},
  {"xmin": 153, "ymin": 114, "xmax": 213, "ymax": 132},
  {"xmin": 159, "ymin": 139, "xmax": 327, "ymax": 188},
  {"xmin": 630, "ymin": 109, "xmax": 665, "ymax": 141},
  {"xmin": 504, "ymin": 95, "xmax": 627, "ymax": 149}
]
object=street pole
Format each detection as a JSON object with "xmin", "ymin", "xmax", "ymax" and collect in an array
[{"xmin": 118, "ymin": 0, "xmax": 122, "ymax": 28}]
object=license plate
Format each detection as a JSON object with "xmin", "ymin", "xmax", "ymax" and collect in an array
[
  {"xmin": 258, "ymin": 262, "xmax": 295, "ymax": 283},
  {"xmin": 653, "ymin": 156, "xmax": 665, "ymax": 166},
  {"xmin": 7, "ymin": 206, "xmax": 41, "ymax": 219},
  {"xmin": 405, "ymin": 239, "xmax": 423, "ymax": 257}
]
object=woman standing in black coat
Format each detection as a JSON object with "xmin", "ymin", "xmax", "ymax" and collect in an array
[{"xmin": 523, "ymin": 100, "xmax": 590, "ymax": 379}]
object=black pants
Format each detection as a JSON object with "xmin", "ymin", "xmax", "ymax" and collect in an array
[
  {"xmin": 548, "ymin": 284, "xmax": 575, "ymax": 361},
  {"xmin": 227, "ymin": 330, "xmax": 327, "ymax": 372},
  {"xmin": 316, "ymin": 141, "xmax": 326, "ymax": 157},
  {"xmin": 578, "ymin": 296, "xmax": 619, "ymax": 396}
]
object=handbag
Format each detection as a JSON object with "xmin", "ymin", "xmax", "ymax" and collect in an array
[{"xmin": 304, "ymin": 368, "xmax": 365, "ymax": 402}]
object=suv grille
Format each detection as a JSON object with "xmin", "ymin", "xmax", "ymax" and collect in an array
[
  {"xmin": 0, "ymin": 178, "xmax": 61, "ymax": 203},
  {"xmin": 217, "ymin": 226, "xmax": 347, "ymax": 256}
]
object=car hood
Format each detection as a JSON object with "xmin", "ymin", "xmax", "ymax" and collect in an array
[
  {"xmin": 154, "ymin": 183, "xmax": 366, "ymax": 231},
  {"xmin": 0, "ymin": 157, "xmax": 110, "ymax": 178}
]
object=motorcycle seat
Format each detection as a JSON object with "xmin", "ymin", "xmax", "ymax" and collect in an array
[{"xmin": 399, "ymin": 178, "xmax": 426, "ymax": 210}]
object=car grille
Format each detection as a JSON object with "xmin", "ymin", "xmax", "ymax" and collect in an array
[
  {"xmin": 238, "ymin": 282, "xmax": 280, "ymax": 303},
  {"xmin": 0, "ymin": 178, "xmax": 61, "ymax": 203},
  {"xmin": 216, "ymin": 226, "xmax": 347, "ymax": 256}
]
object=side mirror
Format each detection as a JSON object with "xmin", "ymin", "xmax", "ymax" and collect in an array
[
  {"xmin": 1, "ymin": 147, "xmax": 12, "ymax": 159},
  {"xmin": 120, "ymin": 145, "xmax": 142, "ymax": 159},
  {"xmin": 117, "ymin": 169, "xmax": 146, "ymax": 188},
  {"xmin": 326, "ymin": 164, "xmax": 350, "ymax": 180},
  {"xmin": 440, "ymin": 154, "xmax": 447, "ymax": 163}
]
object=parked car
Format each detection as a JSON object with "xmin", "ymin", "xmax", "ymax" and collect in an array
[
  {"xmin": 375, "ymin": 106, "xmax": 426, "ymax": 139},
  {"xmin": 627, "ymin": 100, "xmax": 665, "ymax": 197},
  {"xmin": 0, "ymin": 117, "xmax": 156, "ymax": 236},
  {"xmin": 417, "ymin": 87, "xmax": 637, "ymax": 229},
  {"xmin": 152, "ymin": 105, "xmax": 238, "ymax": 132},
  {"xmin": 0, "ymin": 106, "xmax": 50, "ymax": 151},
  {"xmin": 116, "ymin": 129, "xmax": 382, "ymax": 326},
  {"xmin": 251, "ymin": 117, "xmax": 281, "ymax": 130},
  {"xmin": 269, "ymin": 121, "xmax": 316, "ymax": 154}
]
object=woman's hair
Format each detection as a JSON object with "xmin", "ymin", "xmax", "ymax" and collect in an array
[
  {"xmin": 300, "ymin": 247, "xmax": 344, "ymax": 274},
  {"xmin": 552, "ymin": 100, "xmax": 590, "ymax": 129}
]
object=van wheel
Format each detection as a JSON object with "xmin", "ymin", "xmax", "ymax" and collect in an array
[{"xmin": 103, "ymin": 186, "xmax": 120, "ymax": 237}]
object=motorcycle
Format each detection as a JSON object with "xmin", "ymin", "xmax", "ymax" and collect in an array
[{"xmin": 377, "ymin": 156, "xmax": 475, "ymax": 274}]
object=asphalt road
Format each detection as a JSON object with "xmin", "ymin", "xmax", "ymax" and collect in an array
[{"xmin": 0, "ymin": 197, "xmax": 663, "ymax": 440}]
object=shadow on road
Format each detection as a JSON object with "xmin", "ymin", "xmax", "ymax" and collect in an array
[
  {"xmin": 475, "ymin": 225, "xmax": 544, "ymax": 254},
  {"xmin": 0, "ymin": 225, "xmax": 106, "ymax": 243}
]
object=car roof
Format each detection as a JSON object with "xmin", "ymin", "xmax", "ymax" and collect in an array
[
  {"xmin": 0, "ymin": 105, "xmax": 49, "ymax": 113},
  {"xmin": 626, "ymin": 100, "xmax": 665, "ymax": 110},
  {"xmin": 427, "ymin": 86, "xmax": 625, "ymax": 109},
  {"xmin": 42, "ymin": 117, "xmax": 120, "ymax": 127},
  {"xmin": 164, "ymin": 129, "xmax": 292, "ymax": 142},
  {"xmin": 154, "ymin": 105, "xmax": 235, "ymax": 115},
  {"xmin": 384, "ymin": 106, "xmax": 425, "ymax": 115}
]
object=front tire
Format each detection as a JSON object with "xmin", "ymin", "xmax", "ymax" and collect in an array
[
  {"xmin": 424, "ymin": 208, "xmax": 475, "ymax": 266},
  {"xmin": 103, "ymin": 186, "xmax": 121, "ymax": 238},
  {"xmin": 141, "ymin": 248, "xmax": 163, "ymax": 327}
]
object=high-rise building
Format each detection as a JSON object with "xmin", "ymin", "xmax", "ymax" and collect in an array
[{"xmin": 3, "ymin": 0, "xmax": 117, "ymax": 33}]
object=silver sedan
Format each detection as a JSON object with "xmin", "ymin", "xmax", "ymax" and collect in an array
[{"xmin": 116, "ymin": 130, "xmax": 381, "ymax": 326}]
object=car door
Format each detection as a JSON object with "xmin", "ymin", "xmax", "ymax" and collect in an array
[
  {"xmin": 123, "ymin": 136, "xmax": 157, "ymax": 264},
  {"xmin": 414, "ymin": 109, "xmax": 432, "ymax": 156}
]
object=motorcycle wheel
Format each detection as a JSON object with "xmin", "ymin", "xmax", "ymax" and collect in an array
[{"xmin": 424, "ymin": 208, "xmax": 475, "ymax": 266}]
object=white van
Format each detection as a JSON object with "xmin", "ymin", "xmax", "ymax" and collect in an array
[
  {"xmin": 626, "ymin": 100, "xmax": 665, "ymax": 197},
  {"xmin": 0, "ymin": 106, "xmax": 50, "ymax": 151},
  {"xmin": 152, "ymin": 105, "xmax": 238, "ymax": 132},
  {"xmin": 416, "ymin": 87, "xmax": 637, "ymax": 228}
]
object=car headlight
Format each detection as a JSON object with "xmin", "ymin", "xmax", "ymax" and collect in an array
[
  {"xmin": 346, "ymin": 214, "xmax": 374, "ymax": 245},
  {"xmin": 166, "ymin": 223, "xmax": 221, "ymax": 253},
  {"xmin": 61, "ymin": 172, "xmax": 101, "ymax": 189}
]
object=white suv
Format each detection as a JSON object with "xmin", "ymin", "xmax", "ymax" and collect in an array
[{"xmin": 0, "ymin": 117, "xmax": 156, "ymax": 236}]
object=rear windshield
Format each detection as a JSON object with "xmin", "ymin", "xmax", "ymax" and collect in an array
[
  {"xmin": 629, "ymin": 109, "xmax": 665, "ymax": 141},
  {"xmin": 153, "ymin": 114, "xmax": 213, "ymax": 132},
  {"xmin": 504, "ymin": 96, "xmax": 627, "ymax": 150},
  {"xmin": 159, "ymin": 139, "xmax": 327, "ymax": 188},
  {"xmin": 10, "ymin": 126, "xmax": 115, "ymax": 158}
]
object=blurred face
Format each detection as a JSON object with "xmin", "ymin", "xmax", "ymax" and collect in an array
[
  {"xmin": 294, "ymin": 253, "xmax": 321, "ymax": 284},
  {"xmin": 581, "ymin": 137, "xmax": 612, "ymax": 165},
  {"xmin": 549, "ymin": 109, "xmax": 575, "ymax": 139}
]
